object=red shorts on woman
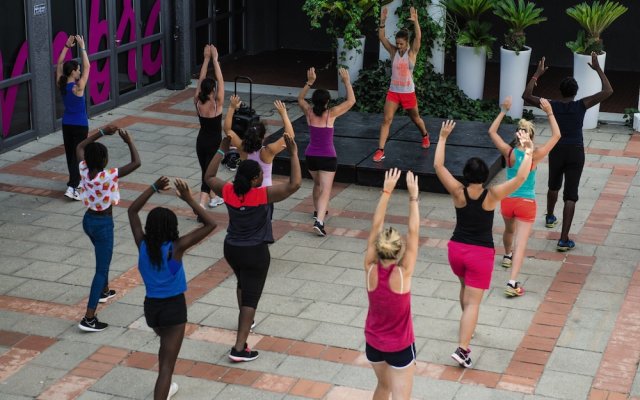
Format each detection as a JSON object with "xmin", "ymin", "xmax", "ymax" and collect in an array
[
  {"xmin": 500, "ymin": 197, "xmax": 536, "ymax": 222},
  {"xmin": 386, "ymin": 91, "xmax": 417, "ymax": 110},
  {"xmin": 447, "ymin": 241, "xmax": 495, "ymax": 289}
]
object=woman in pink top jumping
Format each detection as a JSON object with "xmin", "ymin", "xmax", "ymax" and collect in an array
[
  {"xmin": 364, "ymin": 168, "xmax": 420, "ymax": 399},
  {"xmin": 374, "ymin": 6, "xmax": 430, "ymax": 162}
]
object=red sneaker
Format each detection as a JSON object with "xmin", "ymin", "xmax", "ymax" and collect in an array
[
  {"xmin": 421, "ymin": 134, "xmax": 431, "ymax": 149},
  {"xmin": 373, "ymin": 149, "xmax": 385, "ymax": 162}
]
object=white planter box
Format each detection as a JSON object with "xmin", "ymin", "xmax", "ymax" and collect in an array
[
  {"xmin": 634, "ymin": 113, "xmax": 640, "ymax": 131},
  {"xmin": 499, "ymin": 46, "xmax": 531, "ymax": 119},
  {"xmin": 427, "ymin": 1, "xmax": 446, "ymax": 74},
  {"xmin": 379, "ymin": 0, "xmax": 402, "ymax": 62},
  {"xmin": 456, "ymin": 44, "xmax": 486, "ymax": 100},
  {"xmin": 573, "ymin": 51, "xmax": 606, "ymax": 129},
  {"xmin": 337, "ymin": 37, "xmax": 366, "ymax": 97}
]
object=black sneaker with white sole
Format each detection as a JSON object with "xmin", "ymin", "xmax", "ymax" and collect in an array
[
  {"xmin": 451, "ymin": 346, "xmax": 472, "ymax": 368},
  {"xmin": 228, "ymin": 344, "xmax": 259, "ymax": 362},
  {"xmin": 99, "ymin": 289, "xmax": 116, "ymax": 303},
  {"xmin": 313, "ymin": 220, "xmax": 326, "ymax": 237},
  {"xmin": 79, "ymin": 316, "xmax": 108, "ymax": 332}
]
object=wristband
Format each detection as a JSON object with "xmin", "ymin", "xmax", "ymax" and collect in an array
[
  {"xmin": 409, "ymin": 197, "xmax": 418, "ymax": 202},
  {"xmin": 379, "ymin": 25, "xmax": 385, "ymax": 28},
  {"xmin": 98, "ymin": 129, "xmax": 105, "ymax": 136},
  {"xmin": 217, "ymin": 149, "xmax": 225, "ymax": 156},
  {"xmin": 151, "ymin": 184, "xmax": 158, "ymax": 193},
  {"xmin": 382, "ymin": 189, "xmax": 392, "ymax": 195},
  {"xmin": 305, "ymin": 82, "xmax": 313, "ymax": 87},
  {"xmin": 80, "ymin": 48, "xmax": 86, "ymax": 52},
  {"xmin": 531, "ymin": 76, "xmax": 537, "ymax": 81},
  {"xmin": 65, "ymin": 44, "xmax": 71, "ymax": 49}
]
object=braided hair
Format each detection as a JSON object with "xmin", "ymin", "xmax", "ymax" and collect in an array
[{"xmin": 144, "ymin": 207, "xmax": 179, "ymax": 269}]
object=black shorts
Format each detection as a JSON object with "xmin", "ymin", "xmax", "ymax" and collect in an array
[
  {"xmin": 548, "ymin": 144, "xmax": 585, "ymax": 202},
  {"xmin": 144, "ymin": 293, "xmax": 187, "ymax": 328},
  {"xmin": 366, "ymin": 342, "xmax": 416, "ymax": 369},
  {"xmin": 306, "ymin": 156, "xmax": 337, "ymax": 172}
]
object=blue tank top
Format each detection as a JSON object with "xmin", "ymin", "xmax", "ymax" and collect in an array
[
  {"xmin": 506, "ymin": 148, "xmax": 536, "ymax": 199},
  {"xmin": 62, "ymin": 82, "xmax": 88, "ymax": 126},
  {"xmin": 138, "ymin": 241, "xmax": 187, "ymax": 299}
]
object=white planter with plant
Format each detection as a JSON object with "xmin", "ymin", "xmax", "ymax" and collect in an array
[
  {"xmin": 456, "ymin": 44, "xmax": 486, "ymax": 100},
  {"xmin": 427, "ymin": 0, "xmax": 446, "ymax": 74},
  {"xmin": 379, "ymin": 0, "xmax": 402, "ymax": 62},
  {"xmin": 444, "ymin": 0, "xmax": 496, "ymax": 100},
  {"xmin": 494, "ymin": 0, "xmax": 546, "ymax": 118},
  {"xmin": 304, "ymin": 0, "xmax": 390, "ymax": 96},
  {"xmin": 338, "ymin": 37, "xmax": 366, "ymax": 96},
  {"xmin": 566, "ymin": 0, "xmax": 627, "ymax": 129}
]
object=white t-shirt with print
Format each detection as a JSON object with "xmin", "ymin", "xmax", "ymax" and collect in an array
[{"xmin": 79, "ymin": 161, "xmax": 120, "ymax": 211}]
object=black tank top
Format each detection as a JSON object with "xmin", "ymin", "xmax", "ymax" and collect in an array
[
  {"xmin": 451, "ymin": 188, "xmax": 494, "ymax": 248},
  {"xmin": 197, "ymin": 101, "xmax": 222, "ymax": 136}
]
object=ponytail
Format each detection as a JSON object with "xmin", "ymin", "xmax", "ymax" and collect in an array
[
  {"xmin": 242, "ymin": 123, "xmax": 266, "ymax": 153},
  {"xmin": 233, "ymin": 159, "xmax": 261, "ymax": 196},
  {"xmin": 199, "ymin": 78, "xmax": 215, "ymax": 104},
  {"xmin": 58, "ymin": 60, "xmax": 79, "ymax": 95},
  {"xmin": 311, "ymin": 89, "xmax": 331, "ymax": 117}
]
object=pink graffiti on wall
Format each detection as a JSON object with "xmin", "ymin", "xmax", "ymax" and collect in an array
[
  {"xmin": 0, "ymin": 42, "xmax": 29, "ymax": 137},
  {"xmin": 1, "ymin": 0, "xmax": 161, "ymax": 136}
]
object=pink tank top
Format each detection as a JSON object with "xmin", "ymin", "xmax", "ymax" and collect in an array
[
  {"xmin": 305, "ymin": 111, "xmax": 336, "ymax": 157},
  {"xmin": 389, "ymin": 50, "xmax": 415, "ymax": 93},
  {"xmin": 247, "ymin": 149, "xmax": 272, "ymax": 187},
  {"xmin": 364, "ymin": 261, "xmax": 414, "ymax": 352}
]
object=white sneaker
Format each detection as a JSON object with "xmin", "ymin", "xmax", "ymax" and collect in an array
[
  {"xmin": 64, "ymin": 186, "xmax": 75, "ymax": 199},
  {"xmin": 72, "ymin": 188, "xmax": 82, "ymax": 201},
  {"xmin": 208, "ymin": 197, "xmax": 224, "ymax": 208},
  {"xmin": 167, "ymin": 382, "xmax": 179, "ymax": 399}
]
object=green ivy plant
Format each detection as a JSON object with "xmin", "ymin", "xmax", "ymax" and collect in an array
[
  {"xmin": 443, "ymin": 0, "xmax": 497, "ymax": 57},
  {"xmin": 566, "ymin": 0, "xmax": 628, "ymax": 55},
  {"xmin": 303, "ymin": 0, "xmax": 393, "ymax": 64},
  {"xmin": 623, "ymin": 108, "xmax": 639, "ymax": 128},
  {"xmin": 493, "ymin": 0, "xmax": 546, "ymax": 54}
]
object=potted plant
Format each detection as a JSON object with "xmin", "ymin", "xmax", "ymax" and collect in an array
[
  {"xmin": 444, "ymin": 0, "xmax": 497, "ymax": 100},
  {"xmin": 494, "ymin": 0, "xmax": 546, "ymax": 118},
  {"xmin": 303, "ymin": 0, "xmax": 391, "ymax": 96},
  {"xmin": 566, "ymin": 0, "xmax": 627, "ymax": 128}
]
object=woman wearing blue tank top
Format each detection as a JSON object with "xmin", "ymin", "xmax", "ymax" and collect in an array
[
  {"xmin": 297, "ymin": 67, "xmax": 356, "ymax": 236},
  {"xmin": 435, "ymin": 120, "xmax": 533, "ymax": 368},
  {"xmin": 488, "ymin": 97, "xmax": 561, "ymax": 297},
  {"xmin": 56, "ymin": 34, "xmax": 90, "ymax": 201},
  {"xmin": 128, "ymin": 177, "xmax": 217, "ymax": 400}
]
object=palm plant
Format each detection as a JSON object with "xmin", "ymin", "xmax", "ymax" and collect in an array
[
  {"xmin": 494, "ymin": 0, "xmax": 546, "ymax": 53},
  {"xmin": 566, "ymin": 0, "xmax": 628, "ymax": 54},
  {"xmin": 444, "ymin": 0, "xmax": 497, "ymax": 57}
]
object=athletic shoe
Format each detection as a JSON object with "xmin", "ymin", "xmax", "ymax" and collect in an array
[
  {"xmin": 64, "ymin": 186, "xmax": 76, "ymax": 200},
  {"xmin": 373, "ymin": 149, "xmax": 385, "ymax": 162},
  {"xmin": 79, "ymin": 316, "xmax": 108, "ymax": 332},
  {"xmin": 229, "ymin": 344, "xmax": 259, "ymax": 362},
  {"xmin": 501, "ymin": 254, "xmax": 512, "ymax": 268},
  {"xmin": 250, "ymin": 320, "xmax": 256, "ymax": 332},
  {"xmin": 313, "ymin": 220, "xmax": 326, "ymax": 237},
  {"xmin": 167, "ymin": 382, "xmax": 179, "ymax": 399},
  {"xmin": 208, "ymin": 197, "xmax": 224, "ymax": 208},
  {"xmin": 557, "ymin": 239, "xmax": 575, "ymax": 252},
  {"xmin": 451, "ymin": 347, "xmax": 472, "ymax": 368},
  {"xmin": 421, "ymin": 134, "xmax": 431, "ymax": 149},
  {"xmin": 545, "ymin": 214, "xmax": 557, "ymax": 228},
  {"xmin": 313, "ymin": 210, "xmax": 328, "ymax": 221},
  {"xmin": 98, "ymin": 289, "xmax": 116, "ymax": 303},
  {"xmin": 505, "ymin": 282, "xmax": 525, "ymax": 297}
]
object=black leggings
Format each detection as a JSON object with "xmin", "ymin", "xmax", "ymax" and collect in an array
[
  {"xmin": 224, "ymin": 242, "xmax": 270, "ymax": 309},
  {"xmin": 548, "ymin": 145, "xmax": 585, "ymax": 202},
  {"xmin": 62, "ymin": 124, "xmax": 88, "ymax": 188},
  {"xmin": 196, "ymin": 129, "xmax": 222, "ymax": 193}
]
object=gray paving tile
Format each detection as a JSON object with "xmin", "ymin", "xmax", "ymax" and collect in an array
[
  {"xmin": 14, "ymin": 261, "xmax": 77, "ymax": 281},
  {"xmin": 454, "ymin": 385, "xmax": 524, "ymax": 399},
  {"xmin": 275, "ymin": 355, "xmax": 342, "ymax": 382},
  {"xmin": 304, "ymin": 322, "xmax": 364, "ymax": 349},
  {"xmin": 257, "ymin": 314, "xmax": 320, "ymax": 341},
  {"xmin": 214, "ymin": 385, "xmax": 285, "ymax": 400},
  {"xmin": 0, "ymin": 364, "xmax": 66, "ymax": 397},
  {"xmin": 90, "ymin": 366, "xmax": 155, "ymax": 399},
  {"xmin": 535, "ymin": 370, "xmax": 593, "ymax": 400},
  {"xmin": 31, "ymin": 340, "xmax": 100, "ymax": 370},
  {"xmin": 547, "ymin": 347, "xmax": 602, "ymax": 376}
]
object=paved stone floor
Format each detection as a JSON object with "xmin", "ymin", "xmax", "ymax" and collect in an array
[{"xmin": 0, "ymin": 85, "xmax": 639, "ymax": 399}]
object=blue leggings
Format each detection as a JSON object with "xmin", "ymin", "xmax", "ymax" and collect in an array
[{"xmin": 83, "ymin": 212, "xmax": 114, "ymax": 310}]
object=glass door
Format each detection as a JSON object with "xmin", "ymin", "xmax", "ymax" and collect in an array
[{"xmin": 84, "ymin": 0, "xmax": 115, "ymax": 113}]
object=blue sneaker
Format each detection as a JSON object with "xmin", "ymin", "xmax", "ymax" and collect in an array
[
  {"xmin": 557, "ymin": 239, "xmax": 575, "ymax": 252},
  {"xmin": 545, "ymin": 214, "xmax": 557, "ymax": 228}
]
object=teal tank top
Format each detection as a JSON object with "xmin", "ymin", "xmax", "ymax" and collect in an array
[{"xmin": 506, "ymin": 148, "xmax": 536, "ymax": 199}]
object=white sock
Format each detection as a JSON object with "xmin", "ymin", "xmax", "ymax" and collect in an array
[{"xmin": 508, "ymin": 280, "xmax": 516, "ymax": 287}]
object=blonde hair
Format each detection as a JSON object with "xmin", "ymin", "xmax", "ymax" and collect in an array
[
  {"xmin": 518, "ymin": 119, "xmax": 535, "ymax": 140},
  {"xmin": 375, "ymin": 227, "xmax": 405, "ymax": 260}
]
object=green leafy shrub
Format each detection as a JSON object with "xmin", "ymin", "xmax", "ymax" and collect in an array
[
  {"xmin": 566, "ymin": 0, "xmax": 628, "ymax": 55},
  {"xmin": 623, "ymin": 108, "xmax": 639, "ymax": 128},
  {"xmin": 493, "ymin": 0, "xmax": 546, "ymax": 53}
]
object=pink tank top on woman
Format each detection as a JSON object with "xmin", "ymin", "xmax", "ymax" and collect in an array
[
  {"xmin": 389, "ymin": 50, "xmax": 415, "ymax": 93},
  {"xmin": 364, "ymin": 261, "xmax": 414, "ymax": 352},
  {"xmin": 247, "ymin": 149, "xmax": 272, "ymax": 187},
  {"xmin": 305, "ymin": 112, "xmax": 336, "ymax": 157}
]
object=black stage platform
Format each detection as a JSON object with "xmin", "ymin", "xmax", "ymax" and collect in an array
[{"xmin": 267, "ymin": 112, "xmax": 516, "ymax": 193}]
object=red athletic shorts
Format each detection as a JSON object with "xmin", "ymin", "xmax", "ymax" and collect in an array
[
  {"xmin": 500, "ymin": 197, "xmax": 537, "ymax": 222},
  {"xmin": 386, "ymin": 91, "xmax": 417, "ymax": 110},
  {"xmin": 448, "ymin": 241, "xmax": 495, "ymax": 290}
]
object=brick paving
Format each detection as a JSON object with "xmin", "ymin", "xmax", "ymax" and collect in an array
[{"xmin": 0, "ymin": 85, "xmax": 639, "ymax": 399}]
